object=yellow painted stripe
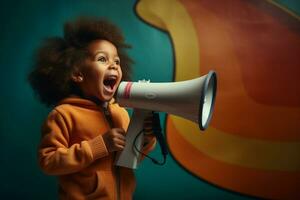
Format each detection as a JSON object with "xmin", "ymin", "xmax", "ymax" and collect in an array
[
  {"xmin": 136, "ymin": 0, "xmax": 300, "ymax": 171},
  {"xmin": 136, "ymin": 0, "xmax": 200, "ymax": 81},
  {"xmin": 172, "ymin": 116, "xmax": 300, "ymax": 171}
]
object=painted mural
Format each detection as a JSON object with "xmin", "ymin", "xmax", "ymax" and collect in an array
[{"xmin": 136, "ymin": 0, "xmax": 300, "ymax": 199}]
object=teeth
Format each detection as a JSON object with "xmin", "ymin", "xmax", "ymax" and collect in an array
[{"xmin": 107, "ymin": 75, "xmax": 117, "ymax": 80}]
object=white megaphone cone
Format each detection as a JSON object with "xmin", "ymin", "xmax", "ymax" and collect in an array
[{"xmin": 115, "ymin": 70, "xmax": 217, "ymax": 168}]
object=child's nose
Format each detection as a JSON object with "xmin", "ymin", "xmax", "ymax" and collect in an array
[{"xmin": 108, "ymin": 62, "xmax": 118, "ymax": 70}]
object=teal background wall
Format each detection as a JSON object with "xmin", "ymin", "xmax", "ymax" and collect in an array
[{"xmin": 0, "ymin": 0, "xmax": 298, "ymax": 199}]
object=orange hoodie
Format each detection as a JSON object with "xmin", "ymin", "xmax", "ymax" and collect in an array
[{"xmin": 38, "ymin": 97, "xmax": 155, "ymax": 200}]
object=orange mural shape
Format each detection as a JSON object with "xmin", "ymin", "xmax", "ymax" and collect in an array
[
  {"xmin": 183, "ymin": 0, "xmax": 300, "ymax": 140},
  {"xmin": 136, "ymin": 0, "xmax": 300, "ymax": 199}
]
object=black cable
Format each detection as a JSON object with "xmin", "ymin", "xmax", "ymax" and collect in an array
[
  {"xmin": 133, "ymin": 129, "xmax": 166, "ymax": 165},
  {"xmin": 132, "ymin": 112, "xmax": 168, "ymax": 166}
]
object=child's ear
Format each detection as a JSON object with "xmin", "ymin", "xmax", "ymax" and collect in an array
[{"xmin": 71, "ymin": 70, "xmax": 84, "ymax": 83}]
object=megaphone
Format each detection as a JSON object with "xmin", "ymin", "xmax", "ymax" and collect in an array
[{"xmin": 115, "ymin": 70, "xmax": 217, "ymax": 168}]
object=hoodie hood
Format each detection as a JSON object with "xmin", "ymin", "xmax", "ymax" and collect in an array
[{"xmin": 57, "ymin": 96, "xmax": 116, "ymax": 109}]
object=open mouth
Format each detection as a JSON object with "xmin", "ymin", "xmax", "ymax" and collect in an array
[{"xmin": 103, "ymin": 75, "xmax": 118, "ymax": 92}]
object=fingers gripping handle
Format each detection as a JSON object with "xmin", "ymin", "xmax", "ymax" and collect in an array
[{"xmin": 115, "ymin": 109, "xmax": 150, "ymax": 169}]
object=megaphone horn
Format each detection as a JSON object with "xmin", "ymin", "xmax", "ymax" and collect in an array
[{"xmin": 117, "ymin": 70, "xmax": 217, "ymax": 130}]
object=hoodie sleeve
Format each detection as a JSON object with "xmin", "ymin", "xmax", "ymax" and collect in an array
[{"xmin": 38, "ymin": 109, "xmax": 108, "ymax": 176}]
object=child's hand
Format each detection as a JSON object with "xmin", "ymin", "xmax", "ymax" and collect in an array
[{"xmin": 102, "ymin": 128, "xmax": 126, "ymax": 152}]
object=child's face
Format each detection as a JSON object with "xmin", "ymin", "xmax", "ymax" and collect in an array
[{"xmin": 75, "ymin": 40, "xmax": 122, "ymax": 101}]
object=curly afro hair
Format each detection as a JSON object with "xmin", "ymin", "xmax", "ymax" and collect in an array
[{"xmin": 28, "ymin": 17, "xmax": 132, "ymax": 107}]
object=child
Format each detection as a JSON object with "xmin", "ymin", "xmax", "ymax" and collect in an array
[{"xmin": 28, "ymin": 17, "xmax": 156, "ymax": 200}]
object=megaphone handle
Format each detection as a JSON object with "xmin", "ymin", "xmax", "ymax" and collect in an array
[{"xmin": 115, "ymin": 109, "xmax": 151, "ymax": 169}]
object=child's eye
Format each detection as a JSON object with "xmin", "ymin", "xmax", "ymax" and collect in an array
[
  {"xmin": 98, "ymin": 56, "xmax": 107, "ymax": 62},
  {"xmin": 115, "ymin": 59, "xmax": 120, "ymax": 65}
]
